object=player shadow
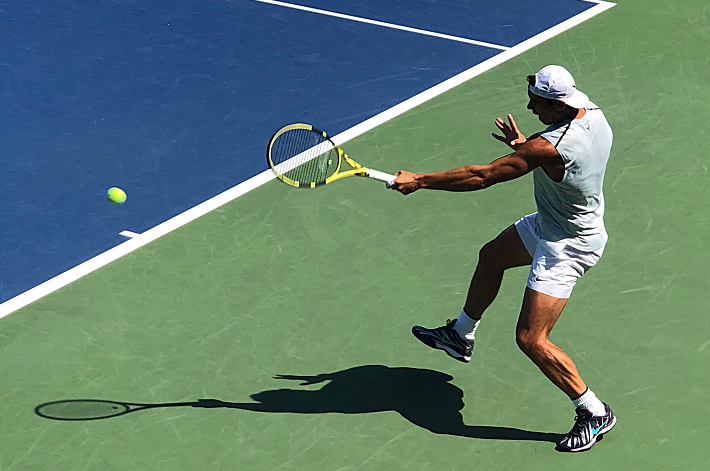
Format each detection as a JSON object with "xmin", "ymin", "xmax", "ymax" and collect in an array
[
  {"xmin": 222, "ymin": 365, "xmax": 562, "ymax": 443},
  {"xmin": 35, "ymin": 365, "xmax": 561, "ymax": 443}
]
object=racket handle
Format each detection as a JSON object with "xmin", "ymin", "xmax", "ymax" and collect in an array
[{"xmin": 366, "ymin": 169, "xmax": 396, "ymax": 189}]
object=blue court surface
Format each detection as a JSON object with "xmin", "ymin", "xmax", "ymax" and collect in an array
[{"xmin": 1, "ymin": 0, "xmax": 597, "ymax": 304}]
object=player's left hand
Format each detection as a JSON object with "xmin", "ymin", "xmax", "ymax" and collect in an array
[
  {"xmin": 493, "ymin": 114, "xmax": 526, "ymax": 150},
  {"xmin": 392, "ymin": 171, "xmax": 419, "ymax": 195}
]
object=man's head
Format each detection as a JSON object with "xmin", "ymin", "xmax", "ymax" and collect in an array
[{"xmin": 526, "ymin": 65, "xmax": 589, "ymax": 125}]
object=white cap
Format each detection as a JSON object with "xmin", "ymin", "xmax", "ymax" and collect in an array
[{"xmin": 528, "ymin": 65, "xmax": 589, "ymax": 109}]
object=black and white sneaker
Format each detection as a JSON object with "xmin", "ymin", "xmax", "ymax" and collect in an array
[
  {"xmin": 411, "ymin": 319, "xmax": 474, "ymax": 363},
  {"xmin": 557, "ymin": 403, "xmax": 616, "ymax": 452}
]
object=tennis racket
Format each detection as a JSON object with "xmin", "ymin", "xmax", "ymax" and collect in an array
[{"xmin": 267, "ymin": 123, "xmax": 396, "ymax": 189}]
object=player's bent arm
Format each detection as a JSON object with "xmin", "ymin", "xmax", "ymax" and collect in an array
[{"xmin": 411, "ymin": 135, "xmax": 560, "ymax": 192}]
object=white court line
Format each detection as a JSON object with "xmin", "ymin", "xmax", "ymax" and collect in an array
[
  {"xmin": 0, "ymin": 0, "xmax": 615, "ymax": 319},
  {"xmin": 119, "ymin": 230, "xmax": 141, "ymax": 239},
  {"xmin": 253, "ymin": 0, "xmax": 510, "ymax": 51}
]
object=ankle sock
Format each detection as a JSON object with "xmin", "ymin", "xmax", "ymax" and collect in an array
[
  {"xmin": 452, "ymin": 310, "xmax": 480, "ymax": 341},
  {"xmin": 572, "ymin": 388, "xmax": 606, "ymax": 417}
]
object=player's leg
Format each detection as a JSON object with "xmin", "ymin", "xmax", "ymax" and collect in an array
[
  {"xmin": 515, "ymin": 287, "xmax": 584, "ymax": 397},
  {"xmin": 463, "ymin": 223, "xmax": 533, "ymax": 319},
  {"xmin": 411, "ymin": 223, "xmax": 533, "ymax": 363},
  {"xmin": 516, "ymin": 288, "xmax": 616, "ymax": 452}
]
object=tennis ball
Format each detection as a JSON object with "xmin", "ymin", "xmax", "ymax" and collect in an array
[{"xmin": 107, "ymin": 187, "xmax": 127, "ymax": 204}]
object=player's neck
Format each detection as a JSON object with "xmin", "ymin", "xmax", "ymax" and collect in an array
[
  {"xmin": 553, "ymin": 107, "xmax": 585, "ymax": 124},
  {"xmin": 573, "ymin": 107, "xmax": 587, "ymax": 120}
]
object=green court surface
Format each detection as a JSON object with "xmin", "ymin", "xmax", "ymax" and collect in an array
[{"xmin": 2, "ymin": 0, "xmax": 709, "ymax": 469}]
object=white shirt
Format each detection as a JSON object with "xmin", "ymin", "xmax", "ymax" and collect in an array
[{"xmin": 534, "ymin": 103, "xmax": 613, "ymax": 251}]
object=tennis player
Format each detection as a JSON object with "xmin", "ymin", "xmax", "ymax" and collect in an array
[{"xmin": 391, "ymin": 65, "xmax": 615, "ymax": 452}]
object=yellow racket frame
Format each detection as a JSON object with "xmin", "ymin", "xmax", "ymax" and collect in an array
[{"xmin": 267, "ymin": 123, "xmax": 371, "ymax": 188}]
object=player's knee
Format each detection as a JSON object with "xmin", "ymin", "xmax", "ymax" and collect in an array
[
  {"xmin": 478, "ymin": 240, "xmax": 500, "ymax": 268},
  {"xmin": 516, "ymin": 329, "xmax": 545, "ymax": 357}
]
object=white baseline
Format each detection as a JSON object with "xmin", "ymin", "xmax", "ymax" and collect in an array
[
  {"xmin": 253, "ymin": 0, "xmax": 509, "ymax": 50},
  {"xmin": 0, "ymin": 0, "xmax": 615, "ymax": 319}
]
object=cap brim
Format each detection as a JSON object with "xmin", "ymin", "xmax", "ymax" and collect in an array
[{"xmin": 562, "ymin": 89, "xmax": 589, "ymax": 109}]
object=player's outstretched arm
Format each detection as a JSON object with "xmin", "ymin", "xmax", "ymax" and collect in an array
[{"xmin": 391, "ymin": 135, "xmax": 560, "ymax": 195}]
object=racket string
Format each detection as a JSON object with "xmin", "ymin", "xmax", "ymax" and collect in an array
[{"xmin": 271, "ymin": 128, "xmax": 338, "ymax": 187}]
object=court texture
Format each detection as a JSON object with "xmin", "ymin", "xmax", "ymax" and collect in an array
[{"xmin": 1, "ymin": 0, "xmax": 708, "ymax": 469}]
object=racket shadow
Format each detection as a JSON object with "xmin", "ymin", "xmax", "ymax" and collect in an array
[{"xmin": 35, "ymin": 365, "xmax": 561, "ymax": 443}]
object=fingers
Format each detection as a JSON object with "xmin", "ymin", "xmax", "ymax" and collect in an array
[
  {"xmin": 495, "ymin": 115, "xmax": 519, "ymax": 133},
  {"xmin": 508, "ymin": 114, "xmax": 519, "ymax": 131},
  {"xmin": 391, "ymin": 171, "xmax": 402, "ymax": 189},
  {"xmin": 492, "ymin": 133, "xmax": 507, "ymax": 143},
  {"xmin": 391, "ymin": 171, "xmax": 418, "ymax": 195}
]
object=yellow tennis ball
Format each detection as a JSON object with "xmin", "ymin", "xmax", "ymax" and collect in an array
[{"xmin": 107, "ymin": 187, "xmax": 127, "ymax": 204}]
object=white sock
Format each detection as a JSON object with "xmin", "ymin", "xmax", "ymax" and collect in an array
[
  {"xmin": 452, "ymin": 310, "xmax": 480, "ymax": 341},
  {"xmin": 572, "ymin": 388, "xmax": 606, "ymax": 417}
]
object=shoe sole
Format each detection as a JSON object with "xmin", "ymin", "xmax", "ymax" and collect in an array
[
  {"xmin": 411, "ymin": 327, "xmax": 471, "ymax": 363},
  {"xmin": 557, "ymin": 415, "xmax": 617, "ymax": 453},
  {"xmin": 437, "ymin": 343, "xmax": 471, "ymax": 363}
]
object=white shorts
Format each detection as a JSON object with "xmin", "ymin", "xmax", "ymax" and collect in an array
[{"xmin": 514, "ymin": 213, "xmax": 604, "ymax": 299}]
